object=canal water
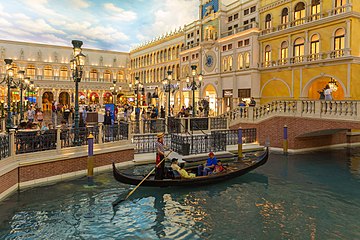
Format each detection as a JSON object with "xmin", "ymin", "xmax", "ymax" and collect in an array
[{"xmin": 0, "ymin": 149, "xmax": 359, "ymax": 240}]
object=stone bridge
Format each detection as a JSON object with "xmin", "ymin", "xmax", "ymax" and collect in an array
[{"xmin": 220, "ymin": 100, "xmax": 360, "ymax": 151}]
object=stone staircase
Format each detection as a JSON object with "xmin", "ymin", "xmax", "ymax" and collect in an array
[{"xmin": 219, "ymin": 100, "xmax": 360, "ymax": 127}]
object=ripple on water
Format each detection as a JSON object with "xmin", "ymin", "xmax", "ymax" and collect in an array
[{"xmin": 0, "ymin": 150, "xmax": 360, "ymax": 239}]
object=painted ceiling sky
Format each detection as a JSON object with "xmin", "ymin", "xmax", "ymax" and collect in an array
[{"xmin": 0, "ymin": 0, "xmax": 236, "ymax": 52}]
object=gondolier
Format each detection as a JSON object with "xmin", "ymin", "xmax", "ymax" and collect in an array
[{"xmin": 155, "ymin": 132, "xmax": 170, "ymax": 180}]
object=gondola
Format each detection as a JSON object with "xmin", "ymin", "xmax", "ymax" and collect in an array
[{"xmin": 112, "ymin": 147, "xmax": 269, "ymax": 187}]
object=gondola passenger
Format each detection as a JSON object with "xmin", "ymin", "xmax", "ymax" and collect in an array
[
  {"xmin": 213, "ymin": 160, "xmax": 226, "ymax": 174},
  {"xmin": 155, "ymin": 133, "xmax": 169, "ymax": 180},
  {"xmin": 171, "ymin": 158, "xmax": 195, "ymax": 179},
  {"xmin": 197, "ymin": 152, "xmax": 218, "ymax": 176}
]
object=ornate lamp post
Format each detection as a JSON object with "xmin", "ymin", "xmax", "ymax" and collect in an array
[
  {"xmin": 129, "ymin": 76, "xmax": 143, "ymax": 112},
  {"xmin": 1, "ymin": 59, "xmax": 15, "ymax": 130},
  {"xmin": 162, "ymin": 70, "xmax": 179, "ymax": 117},
  {"xmin": 110, "ymin": 79, "xmax": 117, "ymax": 105},
  {"xmin": 17, "ymin": 71, "xmax": 30, "ymax": 121},
  {"xmin": 70, "ymin": 40, "xmax": 86, "ymax": 145},
  {"xmin": 186, "ymin": 65, "xmax": 203, "ymax": 117}
]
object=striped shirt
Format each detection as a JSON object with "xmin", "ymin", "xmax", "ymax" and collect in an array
[{"xmin": 156, "ymin": 141, "xmax": 165, "ymax": 155}]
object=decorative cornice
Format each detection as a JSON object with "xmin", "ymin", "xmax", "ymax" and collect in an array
[{"xmin": 259, "ymin": 0, "xmax": 291, "ymax": 13}]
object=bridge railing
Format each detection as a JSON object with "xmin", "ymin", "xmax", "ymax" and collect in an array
[{"xmin": 221, "ymin": 100, "xmax": 360, "ymax": 126}]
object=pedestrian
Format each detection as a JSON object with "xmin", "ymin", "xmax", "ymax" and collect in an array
[
  {"xmin": 249, "ymin": 97, "xmax": 256, "ymax": 107},
  {"xmin": 324, "ymin": 84, "xmax": 332, "ymax": 101}
]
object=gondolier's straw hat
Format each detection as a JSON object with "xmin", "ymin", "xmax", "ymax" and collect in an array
[{"xmin": 157, "ymin": 132, "xmax": 164, "ymax": 138}]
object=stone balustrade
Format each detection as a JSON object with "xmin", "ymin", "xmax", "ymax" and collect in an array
[{"xmin": 221, "ymin": 100, "xmax": 360, "ymax": 127}]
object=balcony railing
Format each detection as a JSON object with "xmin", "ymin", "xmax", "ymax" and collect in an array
[
  {"xmin": 221, "ymin": 22, "xmax": 258, "ymax": 38},
  {"xmin": 181, "ymin": 42, "xmax": 199, "ymax": 51},
  {"xmin": 260, "ymin": 49, "xmax": 350, "ymax": 68},
  {"xmin": 261, "ymin": 5, "xmax": 352, "ymax": 36}
]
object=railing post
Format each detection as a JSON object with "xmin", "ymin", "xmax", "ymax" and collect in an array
[
  {"xmin": 283, "ymin": 125, "xmax": 288, "ymax": 155},
  {"xmin": 165, "ymin": 117, "xmax": 168, "ymax": 134},
  {"xmin": 56, "ymin": 126, "xmax": 61, "ymax": 150},
  {"xmin": 87, "ymin": 133, "xmax": 94, "ymax": 186},
  {"xmin": 187, "ymin": 118, "xmax": 191, "ymax": 133},
  {"xmin": 296, "ymin": 101, "xmax": 302, "ymax": 117},
  {"xmin": 9, "ymin": 129, "xmax": 15, "ymax": 157},
  {"xmin": 139, "ymin": 120, "xmax": 144, "ymax": 134},
  {"xmin": 98, "ymin": 123, "xmax": 103, "ymax": 144},
  {"xmin": 248, "ymin": 107, "xmax": 254, "ymax": 122},
  {"xmin": 315, "ymin": 101, "xmax": 321, "ymax": 118},
  {"xmin": 180, "ymin": 118, "xmax": 186, "ymax": 133},
  {"xmin": 1, "ymin": 118, "xmax": 5, "ymax": 132},
  {"xmin": 208, "ymin": 117, "xmax": 211, "ymax": 131}
]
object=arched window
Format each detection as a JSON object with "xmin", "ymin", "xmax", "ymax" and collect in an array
[
  {"xmin": 44, "ymin": 65, "xmax": 53, "ymax": 78},
  {"xmin": 223, "ymin": 57, "xmax": 228, "ymax": 72},
  {"xmin": 335, "ymin": 0, "xmax": 345, "ymax": 14},
  {"xmin": 265, "ymin": 14, "xmax": 272, "ymax": 29},
  {"xmin": 60, "ymin": 66, "xmax": 68, "ymax": 80},
  {"xmin": 311, "ymin": 0, "xmax": 321, "ymax": 20},
  {"xmin": 238, "ymin": 54, "xmax": 244, "ymax": 69},
  {"xmin": 26, "ymin": 65, "xmax": 36, "ymax": 77},
  {"xmin": 281, "ymin": 8, "xmax": 289, "ymax": 27},
  {"xmin": 334, "ymin": 28, "xmax": 345, "ymax": 57},
  {"xmin": 310, "ymin": 34, "xmax": 320, "ymax": 60},
  {"xmin": 293, "ymin": 38, "xmax": 305, "ymax": 62},
  {"xmin": 117, "ymin": 71, "xmax": 124, "ymax": 82},
  {"xmin": 228, "ymin": 56, "xmax": 233, "ymax": 71},
  {"xmin": 280, "ymin": 41, "xmax": 288, "ymax": 64},
  {"xmin": 104, "ymin": 70, "xmax": 111, "ymax": 82},
  {"xmin": 264, "ymin": 45, "xmax": 271, "ymax": 67},
  {"xmin": 244, "ymin": 52, "xmax": 250, "ymax": 68},
  {"xmin": 294, "ymin": 2, "xmax": 306, "ymax": 26},
  {"xmin": 90, "ymin": 69, "xmax": 98, "ymax": 81}
]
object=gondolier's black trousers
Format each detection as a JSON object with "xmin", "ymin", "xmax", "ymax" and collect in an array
[{"xmin": 155, "ymin": 153, "xmax": 165, "ymax": 180}]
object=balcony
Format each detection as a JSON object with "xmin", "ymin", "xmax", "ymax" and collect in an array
[
  {"xmin": 181, "ymin": 42, "xmax": 199, "ymax": 52},
  {"xmin": 221, "ymin": 22, "xmax": 258, "ymax": 39},
  {"xmin": 261, "ymin": 4, "xmax": 352, "ymax": 36},
  {"xmin": 259, "ymin": 49, "xmax": 350, "ymax": 69}
]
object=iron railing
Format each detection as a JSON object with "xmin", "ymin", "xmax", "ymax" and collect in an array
[
  {"xmin": 167, "ymin": 117, "xmax": 181, "ymax": 134},
  {"xmin": 61, "ymin": 125, "xmax": 99, "ymax": 148},
  {"xmin": 210, "ymin": 118, "xmax": 227, "ymax": 130},
  {"xmin": 190, "ymin": 118, "xmax": 208, "ymax": 131},
  {"xmin": 0, "ymin": 134, "xmax": 9, "ymax": 159},
  {"xmin": 15, "ymin": 129, "xmax": 57, "ymax": 154},
  {"xmin": 212, "ymin": 129, "xmax": 257, "ymax": 145},
  {"xmin": 133, "ymin": 133, "xmax": 172, "ymax": 154},
  {"xmin": 103, "ymin": 123, "xmax": 129, "ymax": 142},
  {"xmin": 170, "ymin": 132, "xmax": 226, "ymax": 156}
]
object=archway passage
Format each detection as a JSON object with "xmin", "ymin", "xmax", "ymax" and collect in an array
[
  {"xmin": 79, "ymin": 92, "xmax": 86, "ymax": 104},
  {"xmin": 103, "ymin": 92, "xmax": 113, "ymax": 104},
  {"xmin": 89, "ymin": 92, "xmax": 99, "ymax": 104},
  {"xmin": 307, "ymin": 77, "xmax": 344, "ymax": 100},
  {"xmin": 59, "ymin": 92, "xmax": 70, "ymax": 107},
  {"xmin": 202, "ymin": 84, "xmax": 217, "ymax": 116},
  {"xmin": 42, "ymin": 92, "xmax": 54, "ymax": 111}
]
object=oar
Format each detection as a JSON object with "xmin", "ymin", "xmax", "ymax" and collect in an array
[{"xmin": 112, "ymin": 151, "xmax": 172, "ymax": 207}]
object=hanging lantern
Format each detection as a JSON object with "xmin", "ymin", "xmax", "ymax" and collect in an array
[{"xmin": 328, "ymin": 78, "xmax": 338, "ymax": 92}]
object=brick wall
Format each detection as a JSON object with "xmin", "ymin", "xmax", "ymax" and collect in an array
[
  {"xmin": 19, "ymin": 149, "xmax": 134, "ymax": 183},
  {"xmin": 0, "ymin": 169, "xmax": 18, "ymax": 196},
  {"xmin": 232, "ymin": 117, "xmax": 360, "ymax": 149}
]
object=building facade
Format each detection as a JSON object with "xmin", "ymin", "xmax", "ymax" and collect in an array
[{"xmin": 0, "ymin": 40, "xmax": 129, "ymax": 111}]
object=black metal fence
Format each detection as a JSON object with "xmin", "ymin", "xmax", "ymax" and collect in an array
[
  {"xmin": 170, "ymin": 132, "xmax": 226, "ymax": 156},
  {"xmin": 0, "ymin": 134, "xmax": 9, "ymax": 159},
  {"xmin": 15, "ymin": 129, "xmax": 57, "ymax": 154},
  {"xmin": 190, "ymin": 118, "xmax": 208, "ymax": 131},
  {"xmin": 213, "ymin": 129, "xmax": 257, "ymax": 145},
  {"xmin": 61, "ymin": 125, "xmax": 99, "ymax": 148},
  {"xmin": 210, "ymin": 118, "xmax": 227, "ymax": 130},
  {"xmin": 167, "ymin": 117, "xmax": 181, "ymax": 133},
  {"xmin": 133, "ymin": 133, "xmax": 171, "ymax": 154},
  {"xmin": 103, "ymin": 122, "xmax": 129, "ymax": 142}
]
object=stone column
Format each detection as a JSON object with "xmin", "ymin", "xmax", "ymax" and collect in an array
[
  {"xmin": 9, "ymin": 129, "xmax": 16, "ymax": 156},
  {"xmin": 98, "ymin": 123, "xmax": 103, "ymax": 144},
  {"xmin": 56, "ymin": 125, "xmax": 61, "ymax": 150}
]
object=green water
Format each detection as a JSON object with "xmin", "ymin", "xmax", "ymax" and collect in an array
[{"xmin": 0, "ymin": 149, "xmax": 359, "ymax": 239}]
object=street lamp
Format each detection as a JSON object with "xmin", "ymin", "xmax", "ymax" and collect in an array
[
  {"xmin": 1, "ymin": 59, "xmax": 14, "ymax": 130},
  {"xmin": 130, "ymin": 76, "xmax": 143, "ymax": 112},
  {"xmin": 16, "ymin": 71, "xmax": 30, "ymax": 121},
  {"xmin": 186, "ymin": 65, "xmax": 203, "ymax": 117},
  {"xmin": 162, "ymin": 70, "xmax": 179, "ymax": 117},
  {"xmin": 110, "ymin": 79, "xmax": 117, "ymax": 105},
  {"xmin": 70, "ymin": 40, "xmax": 86, "ymax": 145}
]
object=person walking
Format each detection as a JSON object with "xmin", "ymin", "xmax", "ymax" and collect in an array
[{"xmin": 324, "ymin": 84, "xmax": 332, "ymax": 101}]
